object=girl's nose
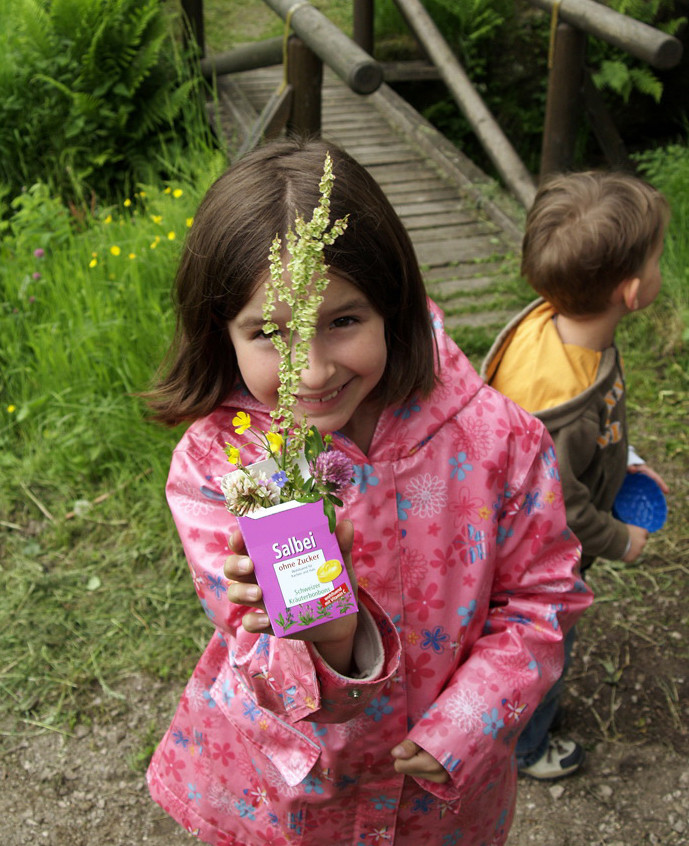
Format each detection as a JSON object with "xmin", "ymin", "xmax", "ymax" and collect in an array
[{"xmin": 299, "ymin": 339, "xmax": 335, "ymax": 388}]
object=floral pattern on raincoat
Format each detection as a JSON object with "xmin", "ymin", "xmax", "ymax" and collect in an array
[{"xmin": 147, "ymin": 303, "xmax": 593, "ymax": 846}]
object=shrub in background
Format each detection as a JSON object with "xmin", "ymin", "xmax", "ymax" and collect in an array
[{"xmin": 0, "ymin": 0, "xmax": 212, "ymax": 209}]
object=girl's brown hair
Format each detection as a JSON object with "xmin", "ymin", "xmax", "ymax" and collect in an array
[
  {"xmin": 148, "ymin": 137, "xmax": 436, "ymax": 426},
  {"xmin": 521, "ymin": 171, "xmax": 669, "ymax": 316}
]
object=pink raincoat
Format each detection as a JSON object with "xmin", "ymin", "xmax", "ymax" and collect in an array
[{"xmin": 147, "ymin": 304, "xmax": 593, "ymax": 845}]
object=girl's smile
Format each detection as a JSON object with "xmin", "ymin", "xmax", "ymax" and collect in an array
[{"xmin": 228, "ymin": 272, "xmax": 387, "ymax": 453}]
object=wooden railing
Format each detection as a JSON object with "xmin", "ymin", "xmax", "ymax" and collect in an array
[{"xmin": 181, "ymin": 0, "xmax": 683, "ymax": 208}]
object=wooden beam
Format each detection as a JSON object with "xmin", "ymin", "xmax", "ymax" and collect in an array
[
  {"xmin": 526, "ymin": 0, "xmax": 682, "ymax": 69},
  {"xmin": 200, "ymin": 38, "xmax": 284, "ymax": 78},
  {"xmin": 262, "ymin": 0, "xmax": 383, "ymax": 94},
  {"xmin": 393, "ymin": 0, "xmax": 536, "ymax": 208}
]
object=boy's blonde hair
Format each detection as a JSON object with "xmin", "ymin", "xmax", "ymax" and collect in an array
[{"xmin": 521, "ymin": 171, "xmax": 669, "ymax": 316}]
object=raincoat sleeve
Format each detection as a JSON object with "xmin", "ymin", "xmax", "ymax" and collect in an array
[
  {"xmin": 166, "ymin": 436, "xmax": 402, "ymax": 725},
  {"xmin": 405, "ymin": 416, "xmax": 593, "ymax": 810},
  {"xmin": 549, "ymin": 417, "xmax": 629, "ymax": 561}
]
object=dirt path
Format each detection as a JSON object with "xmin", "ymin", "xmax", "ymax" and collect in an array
[{"xmin": 2, "ymin": 640, "xmax": 687, "ymax": 846}]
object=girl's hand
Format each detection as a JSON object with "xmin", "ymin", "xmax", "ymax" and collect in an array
[
  {"xmin": 390, "ymin": 739, "xmax": 450, "ymax": 784},
  {"xmin": 224, "ymin": 519, "xmax": 359, "ymax": 674}
]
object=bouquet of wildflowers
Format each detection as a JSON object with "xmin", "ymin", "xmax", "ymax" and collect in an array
[{"xmin": 220, "ymin": 153, "xmax": 353, "ymax": 532}]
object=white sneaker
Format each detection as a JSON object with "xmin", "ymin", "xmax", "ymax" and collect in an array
[{"xmin": 519, "ymin": 737, "xmax": 584, "ymax": 780}]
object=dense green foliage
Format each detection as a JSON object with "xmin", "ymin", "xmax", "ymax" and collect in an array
[{"xmin": 0, "ymin": 0, "xmax": 212, "ymax": 208}]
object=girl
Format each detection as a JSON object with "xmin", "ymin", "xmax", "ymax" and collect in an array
[{"xmin": 146, "ymin": 138, "xmax": 592, "ymax": 845}]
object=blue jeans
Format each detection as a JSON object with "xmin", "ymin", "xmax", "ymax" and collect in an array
[{"xmin": 516, "ymin": 625, "xmax": 576, "ymax": 768}]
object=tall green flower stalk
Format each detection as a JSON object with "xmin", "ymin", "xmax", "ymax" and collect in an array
[
  {"xmin": 221, "ymin": 153, "xmax": 353, "ymax": 530},
  {"xmin": 262, "ymin": 152, "xmax": 348, "ymax": 479}
]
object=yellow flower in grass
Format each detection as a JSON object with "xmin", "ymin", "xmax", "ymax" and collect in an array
[
  {"xmin": 123, "ymin": 198, "xmax": 131, "ymax": 208},
  {"xmin": 225, "ymin": 445, "xmax": 241, "ymax": 465},
  {"xmin": 173, "ymin": 188, "xmax": 183, "ymax": 198},
  {"xmin": 167, "ymin": 231, "xmax": 176, "ymax": 241},
  {"xmin": 89, "ymin": 257, "xmax": 98, "ymax": 268},
  {"xmin": 151, "ymin": 214, "xmax": 162, "ymax": 224},
  {"xmin": 128, "ymin": 252, "xmax": 136, "ymax": 260},
  {"xmin": 265, "ymin": 431, "xmax": 284, "ymax": 455},
  {"xmin": 232, "ymin": 411, "xmax": 251, "ymax": 434},
  {"xmin": 7, "ymin": 405, "xmax": 16, "ymax": 413},
  {"xmin": 186, "ymin": 217, "xmax": 194, "ymax": 228},
  {"xmin": 104, "ymin": 214, "xmax": 112, "ymax": 224},
  {"xmin": 110, "ymin": 245, "xmax": 121, "ymax": 256}
]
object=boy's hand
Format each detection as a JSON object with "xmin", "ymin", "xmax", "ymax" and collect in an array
[
  {"xmin": 622, "ymin": 523, "xmax": 649, "ymax": 562},
  {"xmin": 628, "ymin": 463, "xmax": 669, "ymax": 494},
  {"xmin": 390, "ymin": 739, "xmax": 450, "ymax": 784}
]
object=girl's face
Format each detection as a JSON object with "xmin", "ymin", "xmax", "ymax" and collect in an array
[{"xmin": 228, "ymin": 272, "xmax": 387, "ymax": 454}]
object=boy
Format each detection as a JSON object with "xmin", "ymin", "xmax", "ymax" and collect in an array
[{"xmin": 481, "ymin": 171, "xmax": 670, "ymax": 780}]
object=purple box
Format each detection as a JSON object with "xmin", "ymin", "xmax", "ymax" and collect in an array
[{"xmin": 237, "ymin": 499, "xmax": 357, "ymax": 637}]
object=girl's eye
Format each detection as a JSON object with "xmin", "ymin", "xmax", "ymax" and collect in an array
[{"xmin": 331, "ymin": 316, "xmax": 357, "ymax": 329}]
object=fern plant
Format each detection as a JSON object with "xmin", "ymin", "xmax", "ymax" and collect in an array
[
  {"xmin": 0, "ymin": 0, "xmax": 211, "ymax": 209},
  {"xmin": 591, "ymin": 0, "xmax": 686, "ymax": 104}
]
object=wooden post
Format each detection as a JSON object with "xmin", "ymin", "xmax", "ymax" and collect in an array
[
  {"xmin": 353, "ymin": 0, "xmax": 375, "ymax": 55},
  {"xmin": 393, "ymin": 0, "xmax": 536, "ymax": 208},
  {"xmin": 540, "ymin": 23, "xmax": 586, "ymax": 180},
  {"xmin": 181, "ymin": 0, "xmax": 205, "ymax": 58},
  {"xmin": 286, "ymin": 36, "xmax": 323, "ymax": 137}
]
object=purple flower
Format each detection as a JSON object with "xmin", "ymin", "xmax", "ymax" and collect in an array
[
  {"xmin": 271, "ymin": 470, "xmax": 288, "ymax": 488},
  {"xmin": 309, "ymin": 449, "xmax": 353, "ymax": 495},
  {"xmin": 33, "ymin": 248, "xmax": 45, "ymax": 259},
  {"xmin": 32, "ymin": 272, "xmax": 41, "ymax": 280}
]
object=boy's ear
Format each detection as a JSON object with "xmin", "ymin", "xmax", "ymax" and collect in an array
[{"xmin": 614, "ymin": 276, "xmax": 642, "ymax": 311}]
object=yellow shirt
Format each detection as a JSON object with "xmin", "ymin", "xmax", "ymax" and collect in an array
[{"xmin": 488, "ymin": 302, "xmax": 602, "ymax": 413}]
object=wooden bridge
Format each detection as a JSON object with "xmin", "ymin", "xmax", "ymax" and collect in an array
[
  {"xmin": 183, "ymin": 0, "xmax": 682, "ymax": 343},
  {"xmin": 213, "ymin": 65, "xmax": 523, "ymax": 338}
]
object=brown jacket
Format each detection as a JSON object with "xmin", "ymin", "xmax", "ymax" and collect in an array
[{"xmin": 482, "ymin": 299, "xmax": 629, "ymax": 568}]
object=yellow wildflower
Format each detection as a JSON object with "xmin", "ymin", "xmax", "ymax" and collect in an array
[
  {"xmin": 151, "ymin": 214, "xmax": 162, "ymax": 224},
  {"xmin": 265, "ymin": 432, "xmax": 284, "ymax": 455},
  {"xmin": 186, "ymin": 217, "xmax": 194, "ymax": 228},
  {"xmin": 104, "ymin": 214, "xmax": 112, "ymax": 224},
  {"xmin": 232, "ymin": 411, "xmax": 252, "ymax": 434},
  {"xmin": 225, "ymin": 445, "xmax": 241, "ymax": 465},
  {"xmin": 128, "ymin": 252, "xmax": 136, "ymax": 260},
  {"xmin": 7, "ymin": 405, "xmax": 16, "ymax": 413},
  {"xmin": 123, "ymin": 198, "xmax": 132, "ymax": 207},
  {"xmin": 173, "ymin": 188, "xmax": 183, "ymax": 198},
  {"xmin": 167, "ymin": 231, "xmax": 176, "ymax": 241},
  {"xmin": 150, "ymin": 235, "xmax": 161, "ymax": 249},
  {"xmin": 110, "ymin": 245, "xmax": 121, "ymax": 256},
  {"xmin": 89, "ymin": 258, "xmax": 98, "ymax": 268}
]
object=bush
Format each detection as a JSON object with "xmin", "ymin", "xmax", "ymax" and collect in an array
[{"xmin": 0, "ymin": 0, "xmax": 212, "ymax": 209}]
